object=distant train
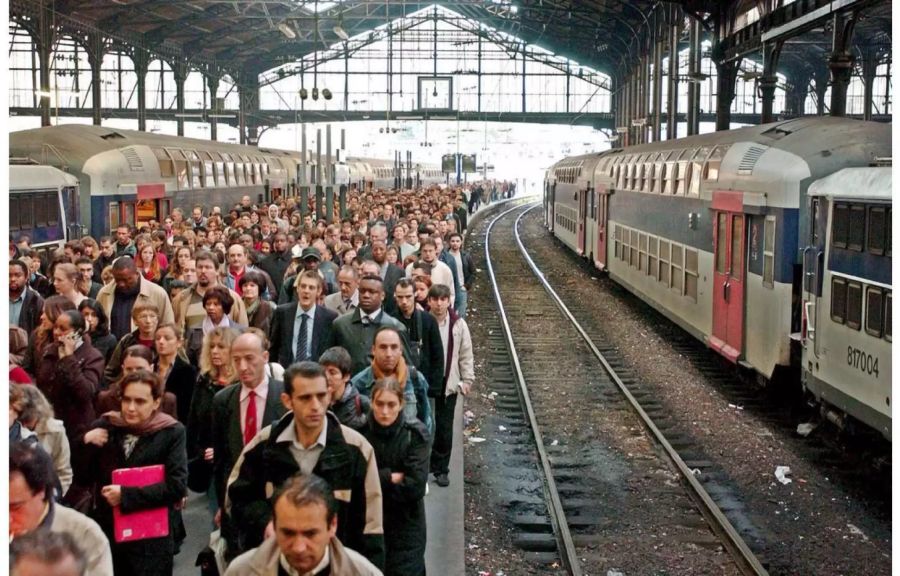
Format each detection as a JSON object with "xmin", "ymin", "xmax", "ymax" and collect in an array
[
  {"xmin": 544, "ymin": 117, "xmax": 891, "ymax": 439},
  {"xmin": 10, "ymin": 162, "xmax": 80, "ymax": 259},
  {"xmin": 9, "ymin": 125, "xmax": 443, "ymax": 238}
]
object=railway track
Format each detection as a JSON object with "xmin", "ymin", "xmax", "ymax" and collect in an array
[{"xmin": 482, "ymin": 202, "xmax": 769, "ymax": 575}]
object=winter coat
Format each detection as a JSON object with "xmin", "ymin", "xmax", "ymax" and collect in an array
[
  {"xmin": 34, "ymin": 417, "xmax": 73, "ymax": 496},
  {"xmin": 225, "ymin": 412, "xmax": 385, "ymax": 569},
  {"xmin": 437, "ymin": 311, "xmax": 475, "ymax": 397},
  {"xmin": 351, "ymin": 367, "xmax": 432, "ymax": 435},
  {"xmin": 364, "ymin": 416, "xmax": 430, "ymax": 576},
  {"xmin": 326, "ymin": 308, "xmax": 412, "ymax": 377},
  {"xmin": 72, "ymin": 417, "xmax": 187, "ymax": 576},
  {"xmin": 225, "ymin": 536, "xmax": 382, "ymax": 576},
  {"xmin": 35, "ymin": 341, "xmax": 104, "ymax": 443},
  {"xmin": 331, "ymin": 384, "xmax": 371, "ymax": 433},
  {"xmin": 95, "ymin": 275, "xmax": 174, "ymax": 333},
  {"xmin": 43, "ymin": 501, "xmax": 114, "ymax": 576}
]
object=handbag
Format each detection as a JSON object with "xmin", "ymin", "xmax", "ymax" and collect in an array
[
  {"xmin": 187, "ymin": 456, "xmax": 213, "ymax": 493},
  {"xmin": 195, "ymin": 529, "xmax": 228, "ymax": 576}
]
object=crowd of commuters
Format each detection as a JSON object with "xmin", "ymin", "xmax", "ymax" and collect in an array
[{"xmin": 8, "ymin": 181, "xmax": 499, "ymax": 576}]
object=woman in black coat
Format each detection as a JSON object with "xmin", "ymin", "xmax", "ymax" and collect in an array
[
  {"xmin": 154, "ymin": 323, "xmax": 197, "ymax": 423},
  {"xmin": 79, "ymin": 299, "xmax": 118, "ymax": 365},
  {"xmin": 74, "ymin": 370, "xmax": 188, "ymax": 576},
  {"xmin": 363, "ymin": 378, "xmax": 431, "ymax": 576}
]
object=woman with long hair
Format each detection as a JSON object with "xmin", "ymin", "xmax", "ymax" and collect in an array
[
  {"xmin": 24, "ymin": 295, "xmax": 76, "ymax": 375},
  {"xmin": 186, "ymin": 327, "xmax": 238, "ymax": 507},
  {"xmin": 78, "ymin": 299, "xmax": 117, "ymax": 364},
  {"xmin": 81, "ymin": 236, "xmax": 100, "ymax": 262},
  {"xmin": 15, "ymin": 383, "xmax": 74, "ymax": 495},
  {"xmin": 154, "ymin": 323, "xmax": 196, "ymax": 423},
  {"xmin": 75, "ymin": 370, "xmax": 188, "ymax": 576},
  {"xmin": 135, "ymin": 242, "xmax": 164, "ymax": 284},
  {"xmin": 363, "ymin": 377, "xmax": 430, "ymax": 576},
  {"xmin": 35, "ymin": 310, "xmax": 104, "ymax": 443}
]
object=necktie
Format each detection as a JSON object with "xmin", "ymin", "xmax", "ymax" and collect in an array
[
  {"xmin": 244, "ymin": 390, "xmax": 257, "ymax": 445},
  {"xmin": 344, "ymin": 299, "xmax": 352, "ymax": 309},
  {"xmin": 361, "ymin": 315, "xmax": 370, "ymax": 326},
  {"xmin": 295, "ymin": 313, "xmax": 309, "ymax": 362}
]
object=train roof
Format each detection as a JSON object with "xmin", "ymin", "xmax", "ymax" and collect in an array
[
  {"xmin": 9, "ymin": 125, "xmax": 301, "ymax": 170},
  {"xmin": 9, "ymin": 164, "xmax": 79, "ymax": 190},
  {"xmin": 807, "ymin": 167, "xmax": 892, "ymax": 201}
]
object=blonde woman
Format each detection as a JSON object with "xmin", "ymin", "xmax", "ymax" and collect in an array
[{"xmin": 14, "ymin": 383, "xmax": 73, "ymax": 495}]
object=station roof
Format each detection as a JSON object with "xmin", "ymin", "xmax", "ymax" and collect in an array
[{"xmin": 16, "ymin": 0, "xmax": 893, "ymax": 81}]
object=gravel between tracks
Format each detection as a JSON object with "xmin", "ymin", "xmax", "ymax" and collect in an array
[{"xmin": 514, "ymin": 209, "xmax": 891, "ymax": 576}]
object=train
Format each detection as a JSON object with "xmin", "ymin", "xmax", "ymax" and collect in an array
[
  {"xmin": 10, "ymin": 161, "xmax": 80, "ymax": 260},
  {"xmin": 544, "ymin": 117, "xmax": 891, "ymax": 439},
  {"xmin": 8, "ymin": 125, "xmax": 444, "ymax": 238}
]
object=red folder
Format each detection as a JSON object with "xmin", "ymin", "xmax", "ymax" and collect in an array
[{"xmin": 111, "ymin": 464, "xmax": 169, "ymax": 543}]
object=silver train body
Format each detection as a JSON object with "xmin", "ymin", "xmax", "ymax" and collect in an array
[
  {"xmin": 9, "ymin": 163, "xmax": 80, "ymax": 258},
  {"xmin": 802, "ymin": 167, "xmax": 891, "ymax": 439},
  {"xmin": 9, "ymin": 125, "xmax": 441, "ymax": 237},
  {"xmin": 543, "ymin": 117, "xmax": 891, "ymax": 438}
]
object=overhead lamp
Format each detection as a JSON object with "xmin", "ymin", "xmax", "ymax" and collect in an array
[
  {"xmin": 299, "ymin": 88, "xmax": 308, "ymax": 100},
  {"xmin": 312, "ymin": 87, "xmax": 319, "ymax": 100},
  {"xmin": 333, "ymin": 25, "xmax": 349, "ymax": 40},
  {"xmin": 322, "ymin": 88, "xmax": 332, "ymax": 100},
  {"xmin": 278, "ymin": 22, "xmax": 296, "ymax": 39}
]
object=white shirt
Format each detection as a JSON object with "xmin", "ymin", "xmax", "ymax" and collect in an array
[
  {"xmin": 436, "ymin": 314, "xmax": 450, "ymax": 363},
  {"xmin": 360, "ymin": 307, "xmax": 382, "ymax": 324},
  {"xmin": 450, "ymin": 250, "xmax": 465, "ymax": 291},
  {"xmin": 277, "ymin": 418, "xmax": 328, "ymax": 476},
  {"xmin": 239, "ymin": 375, "xmax": 269, "ymax": 439}
]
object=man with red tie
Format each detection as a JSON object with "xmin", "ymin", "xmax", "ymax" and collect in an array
[{"xmin": 212, "ymin": 331, "xmax": 286, "ymax": 547}]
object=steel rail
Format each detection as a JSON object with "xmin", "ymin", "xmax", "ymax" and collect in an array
[
  {"xmin": 484, "ymin": 203, "xmax": 584, "ymax": 576},
  {"xmin": 512, "ymin": 204, "xmax": 770, "ymax": 576}
]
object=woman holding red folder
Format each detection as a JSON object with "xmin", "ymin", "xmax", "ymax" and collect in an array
[{"xmin": 74, "ymin": 370, "xmax": 188, "ymax": 576}]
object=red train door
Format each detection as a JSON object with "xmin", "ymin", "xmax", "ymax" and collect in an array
[
  {"xmin": 577, "ymin": 188, "xmax": 588, "ymax": 255},
  {"xmin": 595, "ymin": 186, "xmax": 609, "ymax": 270},
  {"xmin": 710, "ymin": 209, "xmax": 746, "ymax": 362}
]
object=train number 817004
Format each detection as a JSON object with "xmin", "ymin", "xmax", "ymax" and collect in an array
[{"xmin": 847, "ymin": 346, "xmax": 879, "ymax": 377}]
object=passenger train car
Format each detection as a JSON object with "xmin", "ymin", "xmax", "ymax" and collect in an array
[
  {"xmin": 9, "ymin": 125, "xmax": 442, "ymax": 238},
  {"xmin": 544, "ymin": 117, "xmax": 891, "ymax": 437},
  {"xmin": 346, "ymin": 156, "xmax": 444, "ymax": 191},
  {"xmin": 802, "ymin": 167, "xmax": 891, "ymax": 439},
  {"xmin": 10, "ymin": 162, "xmax": 80, "ymax": 259}
]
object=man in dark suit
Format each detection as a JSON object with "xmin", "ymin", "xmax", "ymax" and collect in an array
[
  {"xmin": 269, "ymin": 270, "xmax": 337, "ymax": 367},
  {"xmin": 327, "ymin": 274, "xmax": 412, "ymax": 377},
  {"xmin": 367, "ymin": 240, "xmax": 405, "ymax": 316},
  {"xmin": 257, "ymin": 233, "xmax": 292, "ymax": 288},
  {"xmin": 212, "ymin": 331, "xmax": 287, "ymax": 529}
]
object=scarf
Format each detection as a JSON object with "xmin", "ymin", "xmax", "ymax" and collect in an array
[
  {"xmin": 103, "ymin": 410, "xmax": 178, "ymax": 437},
  {"xmin": 372, "ymin": 355, "xmax": 408, "ymax": 389},
  {"xmin": 245, "ymin": 297, "xmax": 260, "ymax": 321}
]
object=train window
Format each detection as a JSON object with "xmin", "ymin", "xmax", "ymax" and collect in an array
[
  {"xmin": 34, "ymin": 193, "xmax": 48, "ymax": 227},
  {"xmin": 671, "ymin": 244, "xmax": 683, "ymax": 293},
  {"xmin": 730, "ymin": 215, "xmax": 743, "ymax": 281},
  {"xmin": 235, "ymin": 161, "xmax": 246, "ymax": 186},
  {"xmin": 21, "ymin": 196, "xmax": 34, "ymax": 231},
  {"xmin": 108, "ymin": 202, "xmax": 120, "ymax": 231},
  {"xmin": 867, "ymin": 206, "xmax": 886, "ymax": 255},
  {"xmin": 223, "ymin": 155, "xmax": 235, "ymax": 186},
  {"xmin": 705, "ymin": 145, "xmax": 726, "ymax": 182},
  {"xmin": 614, "ymin": 225, "xmax": 622, "ymax": 260},
  {"xmin": 648, "ymin": 236, "xmax": 658, "ymax": 277},
  {"xmin": 170, "ymin": 149, "xmax": 189, "ymax": 190},
  {"xmin": 47, "ymin": 192, "xmax": 60, "ymax": 226},
  {"xmin": 885, "ymin": 293, "xmax": 892, "ymax": 341},
  {"xmin": 831, "ymin": 277, "xmax": 847, "ymax": 323},
  {"xmin": 9, "ymin": 196, "xmax": 19, "ymax": 231},
  {"xmin": 763, "ymin": 215, "xmax": 776, "ymax": 288},
  {"xmin": 154, "ymin": 148, "xmax": 175, "ymax": 178},
  {"xmin": 652, "ymin": 160, "xmax": 664, "ymax": 193},
  {"xmin": 848, "ymin": 205, "xmax": 865, "ymax": 251},
  {"xmin": 887, "ymin": 208, "xmax": 892, "ymax": 257},
  {"xmin": 659, "ymin": 239, "xmax": 670, "ymax": 284},
  {"xmin": 676, "ymin": 161, "xmax": 688, "ymax": 195},
  {"xmin": 638, "ymin": 233, "xmax": 647, "ymax": 272},
  {"xmin": 865, "ymin": 287, "xmax": 884, "ymax": 337},
  {"xmin": 629, "ymin": 229, "xmax": 638, "ymax": 267},
  {"xmin": 716, "ymin": 213, "xmax": 727, "ymax": 274},
  {"xmin": 685, "ymin": 248, "xmax": 699, "ymax": 301},
  {"xmin": 846, "ymin": 281, "xmax": 862, "ymax": 330},
  {"xmin": 663, "ymin": 162, "xmax": 675, "ymax": 194},
  {"xmin": 832, "ymin": 203, "xmax": 849, "ymax": 248},
  {"xmin": 124, "ymin": 202, "xmax": 136, "ymax": 228}
]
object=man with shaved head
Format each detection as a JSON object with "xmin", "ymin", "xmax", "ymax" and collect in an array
[{"xmin": 213, "ymin": 331, "xmax": 287, "ymax": 534}]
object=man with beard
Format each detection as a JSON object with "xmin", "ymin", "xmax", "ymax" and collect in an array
[{"xmin": 9, "ymin": 259, "xmax": 44, "ymax": 336}]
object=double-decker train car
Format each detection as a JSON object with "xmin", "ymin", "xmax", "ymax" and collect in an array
[
  {"xmin": 545, "ymin": 117, "xmax": 891, "ymax": 437},
  {"xmin": 802, "ymin": 167, "xmax": 891, "ymax": 439},
  {"xmin": 10, "ymin": 162, "xmax": 81, "ymax": 258},
  {"xmin": 346, "ymin": 156, "xmax": 444, "ymax": 191},
  {"xmin": 9, "ymin": 125, "xmax": 443, "ymax": 238}
]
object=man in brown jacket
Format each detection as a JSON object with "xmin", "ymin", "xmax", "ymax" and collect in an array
[{"xmin": 172, "ymin": 250, "xmax": 248, "ymax": 333}]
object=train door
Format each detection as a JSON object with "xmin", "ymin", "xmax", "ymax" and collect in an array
[
  {"xmin": 576, "ymin": 188, "xmax": 588, "ymax": 255},
  {"xmin": 547, "ymin": 181, "xmax": 557, "ymax": 232},
  {"xmin": 594, "ymin": 186, "xmax": 609, "ymax": 270},
  {"xmin": 710, "ymin": 210, "xmax": 747, "ymax": 362}
]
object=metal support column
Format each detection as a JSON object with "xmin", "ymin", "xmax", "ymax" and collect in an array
[
  {"xmin": 37, "ymin": 6, "xmax": 53, "ymax": 126},
  {"xmin": 325, "ymin": 125, "xmax": 334, "ymax": 223},
  {"xmin": 339, "ymin": 128, "xmax": 347, "ymax": 217},
  {"xmin": 828, "ymin": 12, "xmax": 856, "ymax": 118},
  {"xmin": 714, "ymin": 58, "xmax": 738, "ymax": 131},
  {"xmin": 686, "ymin": 17, "xmax": 701, "ymax": 135},
  {"xmin": 315, "ymin": 129, "xmax": 323, "ymax": 220},
  {"xmin": 667, "ymin": 13, "xmax": 679, "ymax": 140},
  {"xmin": 174, "ymin": 62, "xmax": 187, "ymax": 137},
  {"xmin": 300, "ymin": 123, "xmax": 309, "ymax": 216},
  {"xmin": 206, "ymin": 74, "xmax": 219, "ymax": 141},
  {"xmin": 759, "ymin": 41, "xmax": 782, "ymax": 124},
  {"xmin": 861, "ymin": 51, "xmax": 878, "ymax": 121},
  {"xmin": 134, "ymin": 51, "xmax": 149, "ymax": 132},
  {"xmin": 652, "ymin": 24, "xmax": 663, "ymax": 143}
]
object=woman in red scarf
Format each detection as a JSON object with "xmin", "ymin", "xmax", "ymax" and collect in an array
[{"xmin": 74, "ymin": 370, "xmax": 187, "ymax": 576}]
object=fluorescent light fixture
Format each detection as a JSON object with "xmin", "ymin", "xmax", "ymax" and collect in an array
[
  {"xmin": 396, "ymin": 116, "xmax": 422, "ymax": 120},
  {"xmin": 278, "ymin": 22, "xmax": 296, "ymax": 39},
  {"xmin": 333, "ymin": 25, "xmax": 349, "ymax": 40},
  {"xmin": 207, "ymin": 114, "xmax": 237, "ymax": 119},
  {"xmin": 174, "ymin": 113, "xmax": 204, "ymax": 118}
]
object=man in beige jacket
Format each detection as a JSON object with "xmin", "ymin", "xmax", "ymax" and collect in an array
[
  {"xmin": 225, "ymin": 474, "xmax": 382, "ymax": 576},
  {"xmin": 95, "ymin": 257, "xmax": 173, "ymax": 339}
]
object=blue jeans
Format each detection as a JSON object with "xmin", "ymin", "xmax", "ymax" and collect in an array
[{"xmin": 454, "ymin": 289, "xmax": 468, "ymax": 319}]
